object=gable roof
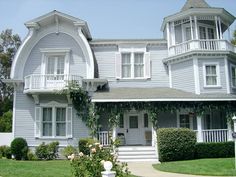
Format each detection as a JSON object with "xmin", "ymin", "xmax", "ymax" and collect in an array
[{"xmin": 181, "ymin": 0, "xmax": 210, "ymax": 11}]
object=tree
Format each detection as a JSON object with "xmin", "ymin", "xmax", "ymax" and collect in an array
[
  {"xmin": 0, "ymin": 29, "xmax": 21, "ymax": 102},
  {"xmin": 0, "ymin": 111, "xmax": 12, "ymax": 132},
  {"xmin": 231, "ymin": 29, "xmax": 236, "ymax": 45}
]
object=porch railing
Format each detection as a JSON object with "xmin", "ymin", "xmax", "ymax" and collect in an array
[
  {"xmin": 168, "ymin": 39, "xmax": 236, "ymax": 56},
  {"xmin": 202, "ymin": 129, "xmax": 228, "ymax": 143},
  {"xmin": 98, "ymin": 131, "xmax": 110, "ymax": 146},
  {"xmin": 24, "ymin": 74, "xmax": 83, "ymax": 91}
]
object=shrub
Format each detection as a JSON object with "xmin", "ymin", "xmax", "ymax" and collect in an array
[
  {"xmin": 62, "ymin": 145, "xmax": 78, "ymax": 159},
  {"xmin": 27, "ymin": 150, "xmax": 38, "ymax": 161},
  {"xmin": 35, "ymin": 141, "xmax": 59, "ymax": 160},
  {"xmin": 71, "ymin": 143, "xmax": 130, "ymax": 177},
  {"xmin": 157, "ymin": 128, "xmax": 196, "ymax": 162},
  {"xmin": 11, "ymin": 138, "xmax": 28, "ymax": 160},
  {"xmin": 0, "ymin": 146, "xmax": 7, "ymax": 157},
  {"xmin": 0, "ymin": 146, "xmax": 11, "ymax": 159},
  {"xmin": 195, "ymin": 141, "xmax": 234, "ymax": 159},
  {"xmin": 78, "ymin": 138, "xmax": 97, "ymax": 155}
]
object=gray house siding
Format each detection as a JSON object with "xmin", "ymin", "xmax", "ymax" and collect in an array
[
  {"xmin": 23, "ymin": 33, "xmax": 86, "ymax": 78},
  {"xmin": 172, "ymin": 59, "xmax": 195, "ymax": 93},
  {"xmin": 198, "ymin": 58, "xmax": 227, "ymax": 93}
]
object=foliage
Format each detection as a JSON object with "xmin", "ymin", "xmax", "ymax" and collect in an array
[
  {"xmin": 0, "ymin": 145, "xmax": 11, "ymax": 159},
  {"xmin": 0, "ymin": 110, "xmax": 12, "ymax": 132},
  {"xmin": 154, "ymin": 158, "xmax": 236, "ymax": 176},
  {"xmin": 10, "ymin": 137, "xmax": 28, "ymax": 160},
  {"xmin": 195, "ymin": 141, "xmax": 234, "ymax": 159},
  {"xmin": 231, "ymin": 29, "xmax": 236, "ymax": 45},
  {"xmin": 71, "ymin": 143, "xmax": 130, "ymax": 177},
  {"xmin": 27, "ymin": 150, "xmax": 38, "ymax": 161},
  {"xmin": 61, "ymin": 145, "xmax": 78, "ymax": 159},
  {"xmin": 157, "ymin": 128, "xmax": 196, "ymax": 162},
  {"xmin": 35, "ymin": 141, "xmax": 59, "ymax": 160},
  {"xmin": 78, "ymin": 138, "xmax": 97, "ymax": 155}
]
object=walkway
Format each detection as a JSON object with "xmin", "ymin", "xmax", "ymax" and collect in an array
[{"xmin": 128, "ymin": 162, "xmax": 225, "ymax": 177}]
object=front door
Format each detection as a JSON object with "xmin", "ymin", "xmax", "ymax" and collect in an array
[{"xmin": 126, "ymin": 114, "xmax": 142, "ymax": 145}]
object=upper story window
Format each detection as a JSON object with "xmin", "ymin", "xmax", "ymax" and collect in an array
[
  {"xmin": 115, "ymin": 46, "xmax": 150, "ymax": 79},
  {"xmin": 46, "ymin": 55, "xmax": 65, "ymax": 75},
  {"xmin": 231, "ymin": 65, "xmax": 236, "ymax": 88},
  {"xmin": 203, "ymin": 63, "xmax": 221, "ymax": 87},
  {"xmin": 199, "ymin": 26, "xmax": 215, "ymax": 39}
]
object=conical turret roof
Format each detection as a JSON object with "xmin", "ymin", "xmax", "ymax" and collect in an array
[{"xmin": 181, "ymin": 0, "xmax": 210, "ymax": 11}]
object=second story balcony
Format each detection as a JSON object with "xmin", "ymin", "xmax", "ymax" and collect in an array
[
  {"xmin": 24, "ymin": 74, "xmax": 83, "ymax": 94},
  {"xmin": 168, "ymin": 39, "xmax": 236, "ymax": 57}
]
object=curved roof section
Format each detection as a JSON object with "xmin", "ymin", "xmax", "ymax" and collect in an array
[{"xmin": 181, "ymin": 0, "xmax": 210, "ymax": 11}]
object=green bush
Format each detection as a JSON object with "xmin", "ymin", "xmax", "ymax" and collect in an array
[
  {"xmin": 11, "ymin": 138, "xmax": 28, "ymax": 160},
  {"xmin": 27, "ymin": 150, "xmax": 38, "ymax": 161},
  {"xmin": 0, "ymin": 146, "xmax": 11, "ymax": 159},
  {"xmin": 71, "ymin": 143, "xmax": 130, "ymax": 177},
  {"xmin": 195, "ymin": 141, "xmax": 234, "ymax": 159},
  {"xmin": 78, "ymin": 138, "xmax": 97, "ymax": 155},
  {"xmin": 157, "ymin": 128, "xmax": 196, "ymax": 162},
  {"xmin": 61, "ymin": 145, "xmax": 78, "ymax": 159},
  {"xmin": 35, "ymin": 141, "xmax": 59, "ymax": 160}
]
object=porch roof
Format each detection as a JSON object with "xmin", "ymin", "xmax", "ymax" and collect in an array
[{"xmin": 92, "ymin": 87, "xmax": 236, "ymax": 102}]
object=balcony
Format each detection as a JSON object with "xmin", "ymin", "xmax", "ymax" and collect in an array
[
  {"xmin": 168, "ymin": 39, "xmax": 236, "ymax": 57},
  {"xmin": 24, "ymin": 74, "xmax": 83, "ymax": 93}
]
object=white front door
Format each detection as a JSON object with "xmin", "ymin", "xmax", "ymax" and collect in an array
[{"xmin": 125, "ymin": 114, "xmax": 142, "ymax": 145}]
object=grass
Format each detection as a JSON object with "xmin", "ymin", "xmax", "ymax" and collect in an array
[
  {"xmin": 0, "ymin": 159, "xmax": 136, "ymax": 177},
  {"xmin": 153, "ymin": 158, "xmax": 236, "ymax": 176}
]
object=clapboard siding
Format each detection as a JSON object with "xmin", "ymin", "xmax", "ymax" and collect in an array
[
  {"xmin": 172, "ymin": 59, "xmax": 195, "ymax": 93},
  {"xmin": 23, "ymin": 33, "xmax": 86, "ymax": 78},
  {"xmin": 93, "ymin": 45, "xmax": 169, "ymax": 88},
  {"xmin": 198, "ymin": 58, "xmax": 227, "ymax": 93}
]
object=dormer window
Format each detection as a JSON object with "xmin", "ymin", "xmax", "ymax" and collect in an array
[{"xmin": 46, "ymin": 55, "xmax": 65, "ymax": 76}]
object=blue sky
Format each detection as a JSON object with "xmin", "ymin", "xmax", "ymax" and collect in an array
[{"xmin": 0, "ymin": 0, "xmax": 235, "ymax": 39}]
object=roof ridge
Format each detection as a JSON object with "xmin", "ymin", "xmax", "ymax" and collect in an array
[{"xmin": 181, "ymin": 0, "xmax": 210, "ymax": 12}]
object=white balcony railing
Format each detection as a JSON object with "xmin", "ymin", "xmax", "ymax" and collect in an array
[
  {"xmin": 24, "ymin": 74, "xmax": 83, "ymax": 92},
  {"xmin": 169, "ymin": 39, "xmax": 236, "ymax": 56},
  {"xmin": 98, "ymin": 131, "xmax": 110, "ymax": 146},
  {"xmin": 202, "ymin": 129, "xmax": 228, "ymax": 143}
]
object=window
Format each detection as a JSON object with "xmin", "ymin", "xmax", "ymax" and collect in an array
[
  {"xmin": 203, "ymin": 63, "xmax": 220, "ymax": 87},
  {"xmin": 121, "ymin": 52, "xmax": 144, "ymax": 78},
  {"xmin": 199, "ymin": 26, "xmax": 215, "ymax": 40},
  {"xmin": 144, "ymin": 113, "xmax": 149, "ymax": 128},
  {"xmin": 47, "ymin": 56, "xmax": 65, "ymax": 75},
  {"xmin": 129, "ymin": 116, "xmax": 138, "ymax": 129},
  {"xmin": 119, "ymin": 114, "xmax": 124, "ymax": 128},
  {"xmin": 35, "ymin": 104, "xmax": 72, "ymax": 138},
  {"xmin": 231, "ymin": 65, "xmax": 236, "ymax": 87},
  {"xmin": 179, "ymin": 114, "xmax": 190, "ymax": 128},
  {"xmin": 185, "ymin": 27, "xmax": 192, "ymax": 41},
  {"xmin": 199, "ymin": 26, "xmax": 207, "ymax": 39}
]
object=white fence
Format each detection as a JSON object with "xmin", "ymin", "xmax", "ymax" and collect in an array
[
  {"xmin": 0, "ymin": 133, "xmax": 13, "ymax": 146},
  {"xmin": 98, "ymin": 131, "xmax": 110, "ymax": 146},
  {"xmin": 202, "ymin": 129, "xmax": 228, "ymax": 143}
]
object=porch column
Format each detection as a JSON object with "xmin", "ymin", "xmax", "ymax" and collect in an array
[
  {"xmin": 112, "ymin": 127, "xmax": 117, "ymax": 141},
  {"xmin": 194, "ymin": 16, "xmax": 199, "ymax": 40},
  {"xmin": 171, "ymin": 21, "xmax": 176, "ymax": 46},
  {"xmin": 197, "ymin": 115, "xmax": 203, "ymax": 142},
  {"xmin": 228, "ymin": 23, "xmax": 231, "ymax": 41},
  {"xmin": 215, "ymin": 16, "xmax": 220, "ymax": 39},
  {"xmin": 218, "ymin": 17, "xmax": 223, "ymax": 39},
  {"xmin": 166, "ymin": 22, "xmax": 170, "ymax": 49},
  {"xmin": 189, "ymin": 16, "xmax": 194, "ymax": 40},
  {"xmin": 228, "ymin": 120, "xmax": 233, "ymax": 141}
]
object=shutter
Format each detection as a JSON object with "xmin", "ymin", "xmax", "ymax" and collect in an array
[
  {"xmin": 66, "ymin": 107, "xmax": 73, "ymax": 138},
  {"xmin": 35, "ymin": 106, "xmax": 41, "ymax": 138},
  {"xmin": 144, "ymin": 53, "xmax": 151, "ymax": 78},
  {"xmin": 115, "ymin": 53, "xmax": 122, "ymax": 79}
]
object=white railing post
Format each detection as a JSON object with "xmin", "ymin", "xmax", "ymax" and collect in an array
[
  {"xmin": 228, "ymin": 121, "xmax": 233, "ymax": 141},
  {"xmin": 197, "ymin": 116, "xmax": 203, "ymax": 142}
]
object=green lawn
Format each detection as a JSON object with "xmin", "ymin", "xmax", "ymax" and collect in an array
[
  {"xmin": 153, "ymin": 158, "xmax": 236, "ymax": 176},
  {"xmin": 0, "ymin": 159, "xmax": 136, "ymax": 177}
]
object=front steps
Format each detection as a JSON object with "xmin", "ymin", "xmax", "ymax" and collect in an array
[{"xmin": 117, "ymin": 146, "xmax": 159, "ymax": 162}]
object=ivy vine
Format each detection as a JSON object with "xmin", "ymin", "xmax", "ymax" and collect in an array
[{"xmin": 63, "ymin": 83, "xmax": 236, "ymax": 135}]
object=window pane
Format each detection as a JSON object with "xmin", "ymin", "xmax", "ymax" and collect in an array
[
  {"xmin": 200, "ymin": 26, "xmax": 206, "ymax": 39},
  {"xmin": 47, "ymin": 57, "xmax": 55, "ymax": 74},
  {"xmin": 43, "ymin": 108, "xmax": 52, "ymax": 121},
  {"xmin": 129, "ymin": 116, "xmax": 138, "ymax": 129},
  {"xmin": 119, "ymin": 114, "xmax": 124, "ymax": 128},
  {"xmin": 122, "ymin": 53, "xmax": 131, "ymax": 78},
  {"xmin": 43, "ymin": 123, "xmax": 52, "ymax": 136},
  {"xmin": 144, "ymin": 113, "xmax": 149, "ymax": 128},
  {"xmin": 208, "ymin": 28, "xmax": 214, "ymax": 39},
  {"xmin": 206, "ymin": 76, "xmax": 217, "ymax": 85},
  {"xmin": 180, "ymin": 114, "xmax": 190, "ymax": 128},
  {"xmin": 42, "ymin": 108, "xmax": 53, "ymax": 136},
  {"xmin": 232, "ymin": 67, "xmax": 236, "ymax": 87},
  {"xmin": 134, "ymin": 53, "xmax": 144, "ymax": 77},
  {"xmin": 206, "ymin": 65, "xmax": 216, "ymax": 75},
  {"xmin": 57, "ymin": 56, "xmax": 65, "ymax": 74},
  {"xmin": 186, "ymin": 27, "xmax": 191, "ymax": 41},
  {"xmin": 205, "ymin": 65, "xmax": 217, "ymax": 85},
  {"xmin": 56, "ymin": 108, "xmax": 66, "ymax": 136}
]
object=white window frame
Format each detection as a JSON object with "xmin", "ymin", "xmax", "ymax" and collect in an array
[
  {"xmin": 39, "ymin": 101, "xmax": 71, "ymax": 139},
  {"xmin": 119, "ymin": 47, "xmax": 147, "ymax": 79},
  {"xmin": 40, "ymin": 48, "xmax": 71, "ymax": 76},
  {"xmin": 231, "ymin": 64, "xmax": 236, "ymax": 88},
  {"xmin": 203, "ymin": 62, "xmax": 221, "ymax": 88},
  {"xmin": 198, "ymin": 23, "xmax": 216, "ymax": 40}
]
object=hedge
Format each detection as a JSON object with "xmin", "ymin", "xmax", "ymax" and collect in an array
[
  {"xmin": 10, "ymin": 138, "xmax": 28, "ymax": 160},
  {"xmin": 157, "ymin": 128, "xmax": 196, "ymax": 162},
  {"xmin": 195, "ymin": 141, "xmax": 234, "ymax": 159}
]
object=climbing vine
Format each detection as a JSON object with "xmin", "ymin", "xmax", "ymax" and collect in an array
[{"xmin": 63, "ymin": 83, "xmax": 236, "ymax": 135}]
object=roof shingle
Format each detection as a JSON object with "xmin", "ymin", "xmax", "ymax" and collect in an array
[{"xmin": 181, "ymin": 0, "xmax": 210, "ymax": 11}]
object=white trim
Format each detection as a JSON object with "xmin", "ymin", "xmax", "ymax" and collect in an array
[
  {"xmin": 171, "ymin": 21, "xmax": 175, "ymax": 46},
  {"xmin": 193, "ymin": 57, "xmax": 200, "ymax": 94},
  {"xmin": 194, "ymin": 16, "xmax": 199, "ymax": 40},
  {"xmin": 189, "ymin": 16, "xmax": 194, "ymax": 40},
  {"xmin": 215, "ymin": 16, "xmax": 219, "ymax": 40},
  {"xmin": 203, "ymin": 62, "xmax": 221, "ymax": 88},
  {"xmin": 40, "ymin": 101, "xmax": 68, "ymax": 107},
  {"xmin": 40, "ymin": 48, "xmax": 71, "ymax": 53},
  {"xmin": 166, "ymin": 22, "xmax": 170, "ymax": 49},
  {"xmin": 218, "ymin": 17, "xmax": 223, "ymax": 39},
  {"xmin": 169, "ymin": 64, "xmax": 172, "ymax": 88},
  {"xmin": 10, "ymin": 28, "xmax": 35, "ymax": 79},
  {"xmin": 92, "ymin": 98, "xmax": 236, "ymax": 102},
  {"xmin": 12, "ymin": 88, "xmax": 16, "ymax": 138},
  {"xmin": 224, "ymin": 57, "xmax": 230, "ymax": 93}
]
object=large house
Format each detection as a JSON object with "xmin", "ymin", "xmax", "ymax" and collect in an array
[{"xmin": 9, "ymin": 0, "xmax": 236, "ymax": 161}]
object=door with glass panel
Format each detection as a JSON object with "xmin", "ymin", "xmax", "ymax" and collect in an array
[
  {"xmin": 126, "ymin": 114, "xmax": 142, "ymax": 145},
  {"xmin": 45, "ymin": 55, "xmax": 65, "ymax": 88}
]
